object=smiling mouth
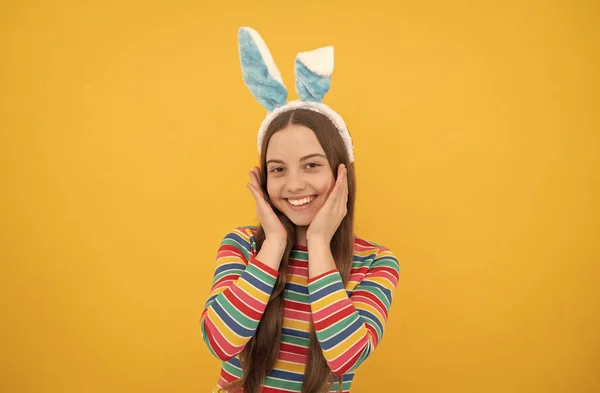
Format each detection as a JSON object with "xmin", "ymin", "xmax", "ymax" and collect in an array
[{"xmin": 286, "ymin": 195, "xmax": 316, "ymax": 207}]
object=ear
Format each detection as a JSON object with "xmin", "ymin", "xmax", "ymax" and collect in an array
[
  {"xmin": 294, "ymin": 46, "xmax": 334, "ymax": 102},
  {"xmin": 238, "ymin": 27, "xmax": 288, "ymax": 112}
]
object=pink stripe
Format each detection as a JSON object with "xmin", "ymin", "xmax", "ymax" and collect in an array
[
  {"xmin": 204, "ymin": 314, "xmax": 243, "ymax": 356},
  {"xmin": 328, "ymin": 334, "xmax": 369, "ymax": 371},
  {"xmin": 311, "ymin": 297, "xmax": 350, "ymax": 321},
  {"xmin": 212, "ymin": 278, "xmax": 237, "ymax": 292},
  {"xmin": 229, "ymin": 283, "xmax": 267, "ymax": 310},
  {"xmin": 288, "ymin": 265, "xmax": 308, "ymax": 275},
  {"xmin": 373, "ymin": 268, "xmax": 400, "ymax": 282},
  {"xmin": 278, "ymin": 351, "xmax": 307, "ymax": 364},
  {"xmin": 283, "ymin": 308, "xmax": 310, "ymax": 321},
  {"xmin": 217, "ymin": 249, "xmax": 245, "ymax": 259},
  {"xmin": 365, "ymin": 323, "xmax": 379, "ymax": 347},
  {"xmin": 352, "ymin": 294, "xmax": 386, "ymax": 317}
]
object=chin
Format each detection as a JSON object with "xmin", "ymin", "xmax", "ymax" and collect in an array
[{"xmin": 287, "ymin": 215, "xmax": 312, "ymax": 227}]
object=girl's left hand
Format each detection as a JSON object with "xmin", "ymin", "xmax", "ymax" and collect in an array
[{"xmin": 306, "ymin": 164, "xmax": 348, "ymax": 244}]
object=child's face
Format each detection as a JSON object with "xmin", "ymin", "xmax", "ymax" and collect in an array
[{"xmin": 266, "ymin": 124, "xmax": 335, "ymax": 227}]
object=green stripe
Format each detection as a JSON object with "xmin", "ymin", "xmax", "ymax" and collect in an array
[
  {"xmin": 331, "ymin": 379, "xmax": 354, "ymax": 391},
  {"xmin": 213, "ymin": 266, "xmax": 244, "ymax": 283},
  {"xmin": 215, "ymin": 296, "xmax": 257, "ymax": 330},
  {"xmin": 318, "ymin": 313, "xmax": 360, "ymax": 339},
  {"xmin": 263, "ymin": 376, "xmax": 302, "ymax": 391},
  {"xmin": 281, "ymin": 334, "xmax": 309, "ymax": 347},
  {"xmin": 290, "ymin": 250, "xmax": 308, "ymax": 260},
  {"xmin": 308, "ymin": 271, "xmax": 342, "ymax": 292},
  {"xmin": 246, "ymin": 262, "xmax": 278, "ymax": 285},
  {"xmin": 284, "ymin": 291, "xmax": 309, "ymax": 303},
  {"xmin": 356, "ymin": 312, "xmax": 383, "ymax": 337},
  {"xmin": 222, "ymin": 359, "xmax": 243, "ymax": 377},
  {"xmin": 356, "ymin": 285, "xmax": 391, "ymax": 308},
  {"xmin": 374, "ymin": 258, "xmax": 399, "ymax": 269},
  {"xmin": 221, "ymin": 238, "xmax": 252, "ymax": 260}
]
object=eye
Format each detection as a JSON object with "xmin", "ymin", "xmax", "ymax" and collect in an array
[
  {"xmin": 306, "ymin": 162, "xmax": 321, "ymax": 169},
  {"xmin": 269, "ymin": 167, "xmax": 284, "ymax": 173}
]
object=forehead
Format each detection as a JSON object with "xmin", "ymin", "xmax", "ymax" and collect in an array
[{"xmin": 266, "ymin": 124, "xmax": 326, "ymax": 160}]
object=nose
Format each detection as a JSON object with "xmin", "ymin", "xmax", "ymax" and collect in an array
[{"xmin": 285, "ymin": 170, "xmax": 307, "ymax": 193}]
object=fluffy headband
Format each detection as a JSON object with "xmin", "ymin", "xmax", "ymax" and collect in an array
[{"xmin": 237, "ymin": 27, "xmax": 354, "ymax": 162}]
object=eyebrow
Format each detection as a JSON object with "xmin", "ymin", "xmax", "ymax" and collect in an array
[{"xmin": 266, "ymin": 153, "xmax": 327, "ymax": 165}]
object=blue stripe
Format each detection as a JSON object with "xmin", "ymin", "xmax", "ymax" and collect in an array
[
  {"xmin": 309, "ymin": 280, "xmax": 345, "ymax": 302},
  {"xmin": 224, "ymin": 232, "xmax": 251, "ymax": 249},
  {"xmin": 242, "ymin": 268, "xmax": 273, "ymax": 293},
  {"xmin": 215, "ymin": 262, "xmax": 245, "ymax": 276},
  {"xmin": 342, "ymin": 373, "xmax": 355, "ymax": 382},
  {"xmin": 212, "ymin": 299, "xmax": 254, "ymax": 337},
  {"xmin": 204, "ymin": 293, "xmax": 218, "ymax": 308},
  {"xmin": 352, "ymin": 254, "xmax": 377, "ymax": 263},
  {"xmin": 359, "ymin": 281, "xmax": 393, "ymax": 303},
  {"xmin": 227, "ymin": 356, "xmax": 242, "ymax": 368},
  {"xmin": 270, "ymin": 369, "xmax": 303, "ymax": 381},
  {"xmin": 318, "ymin": 315, "xmax": 363, "ymax": 350},
  {"xmin": 282, "ymin": 327, "xmax": 310, "ymax": 339},
  {"xmin": 286, "ymin": 282, "xmax": 308, "ymax": 294},
  {"xmin": 357, "ymin": 308, "xmax": 384, "ymax": 334}
]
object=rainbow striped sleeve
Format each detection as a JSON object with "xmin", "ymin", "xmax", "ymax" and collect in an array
[
  {"xmin": 307, "ymin": 247, "xmax": 400, "ymax": 375},
  {"xmin": 200, "ymin": 227, "xmax": 279, "ymax": 361}
]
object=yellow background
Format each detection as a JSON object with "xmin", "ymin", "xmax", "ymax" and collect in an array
[{"xmin": 1, "ymin": 0, "xmax": 598, "ymax": 392}]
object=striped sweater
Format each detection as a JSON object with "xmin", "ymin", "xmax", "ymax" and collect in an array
[{"xmin": 200, "ymin": 226, "xmax": 400, "ymax": 393}]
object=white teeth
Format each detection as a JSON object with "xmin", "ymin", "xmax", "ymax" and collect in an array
[{"xmin": 287, "ymin": 196, "xmax": 315, "ymax": 206}]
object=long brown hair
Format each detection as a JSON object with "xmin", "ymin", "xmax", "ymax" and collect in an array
[{"xmin": 221, "ymin": 109, "xmax": 356, "ymax": 393}]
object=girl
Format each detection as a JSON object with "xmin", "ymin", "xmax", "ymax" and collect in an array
[{"xmin": 200, "ymin": 27, "xmax": 400, "ymax": 393}]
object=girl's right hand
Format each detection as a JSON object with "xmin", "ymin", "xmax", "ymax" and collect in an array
[{"xmin": 247, "ymin": 166, "xmax": 288, "ymax": 246}]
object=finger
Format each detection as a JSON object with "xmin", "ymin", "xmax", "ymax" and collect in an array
[
  {"xmin": 335, "ymin": 166, "xmax": 348, "ymax": 209},
  {"xmin": 247, "ymin": 183, "xmax": 261, "ymax": 202},
  {"xmin": 332, "ymin": 164, "xmax": 345, "ymax": 198},
  {"xmin": 254, "ymin": 166, "xmax": 262, "ymax": 185},
  {"xmin": 342, "ymin": 165, "xmax": 348, "ymax": 187},
  {"xmin": 255, "ymin": 167, "xmax": 267, "ymax": 193},
  {"xmin": 338, "ymin": 166, "xmax": 348, "ymax": 206},
  {"xmin": 249, "ymin": 169, "xmax": 261, "ymax": 191}
]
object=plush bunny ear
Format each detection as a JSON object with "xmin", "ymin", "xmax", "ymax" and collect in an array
[
  {"xmin": 238, "ymin": 27, "xmax": 288, "ymax": 112},
  {"xmin": 294, "ymin": 46, "xmax": 334, "ymax": 102}
]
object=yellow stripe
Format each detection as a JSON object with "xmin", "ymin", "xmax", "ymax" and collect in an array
[
  {"xmin": 377, "ymin": 249, "xmax": 393, "ymax": 257},
  {"xmin": 282, "ymin": 318, "xmax": 310, "ymax": 331},
  {"xmin": 217, "ymin": 256, "xmax": 247, "ymax": 265},
  {"xmin": 365, "ymin": 275, "xmax": 394, "ymax": 288},
  {"xmin": 353, "ymin": 302, "xmax": 383, "ymax": 320},
  {"xmin": 206, "ymin": 307, "xmax": 244, "ymax": 346},
  {"xmin": 323, "ymin": 325, "xmax": 368, "ymax": 359},
  {"xmin": 287, "ymin": 274, "xmax": 308, "ymax": 285},
  {"xmin": 312, "ymin": 289, "xmax": 347, "ymax": 311},
  {"xmin": 236, "ymin": 277, "xmax": 271, "ymax": 302},
  {"xmin": 209, "ymin": 286, "xmax": 227, "ymax": 297},
  {"xmin": 273, "ymin": 359, "xmax": 305, "ymax": 373},
  {"xmin": 235, "ymin": 227, "xmax": 252, "ymax": 239},
  {"xmin": 354, "ymin": 249, "xmax": 376, "ymax": 258}
]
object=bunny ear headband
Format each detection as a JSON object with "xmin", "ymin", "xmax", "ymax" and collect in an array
[{"xmin": 238, "ymin": 26, "xmax": 354, "ymax": 162}]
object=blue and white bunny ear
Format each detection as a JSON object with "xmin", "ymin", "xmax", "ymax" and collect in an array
[
  {"xmin": 238, "ymin": 27, "xmax": 288, "ymax": 112},
  {"xmin": 294, "ymin": 46, "xmax": 334, "ymax": 102}
]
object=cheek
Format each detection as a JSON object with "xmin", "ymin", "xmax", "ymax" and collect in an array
[
  {"xmin": 320, "ymin": 176, "xmax": 336, "ymax": 196},
  {"xmin": 266, "ymin": 178, "xmax": 281, "ymax": 200}
]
